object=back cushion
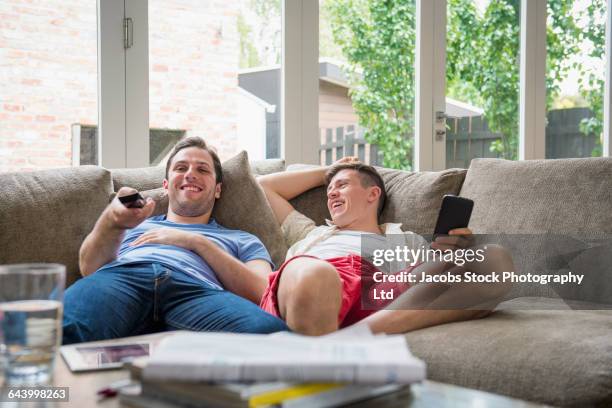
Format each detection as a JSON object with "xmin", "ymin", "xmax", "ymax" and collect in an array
[
  {"xmin": 378, "ymin": 167, "xmax": 467, "ymax": 234},
  {"xmin": 112, "ymin": 166, "xmax": 166, "ymax": 192},
  {"xmin": 460, "ymin": 158, "xmax": 612, "ymax": 300},
  {"xmin": 288, "ymin": 165, "xmax": 467, "ymax": 235},
  {"xmin": 111, "ymin": 159, "xmax": 285, "ymax": 193},
  {"xmin": 0, "ymin": 166, "xmax": 113, "ymax": 287},
  {"xmin": 460, "ymin": 158, "xmax": 612, "ymax": 233}
]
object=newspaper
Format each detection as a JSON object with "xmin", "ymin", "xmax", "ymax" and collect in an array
[{"xmin": 143, "ymin": 327, "xmax": 426, "ymax": 384}]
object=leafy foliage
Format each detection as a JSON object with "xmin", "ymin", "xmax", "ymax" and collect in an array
[
  {"xmin": 327, "ymin": 0, "xmax": 416, "ymax": 168},
  {"xmin": 326, "ymin": 0, "xmax": 605, "ymax": 168}
]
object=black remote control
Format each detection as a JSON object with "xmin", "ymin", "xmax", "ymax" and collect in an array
[{"xmin": 118, "ymin": 192, "xmax": 145, "ymax": 208}]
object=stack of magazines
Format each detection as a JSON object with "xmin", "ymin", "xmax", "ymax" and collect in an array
[{"xmin": 119, "ymin": 326, "xmax": 425, "ymax": 408}]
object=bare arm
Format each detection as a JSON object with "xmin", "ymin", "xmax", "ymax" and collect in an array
[
  {"xmin": 129, "ymin": 228, "xmax": 271, "ymax": 303},
  {"xmin": 191, "ymin": 236, "xmax": 270, "ymax": 303},
  {"xmin": 79, "ymin": 188, "xmax": 155, "ymax": 276},
  {"xmin": 258, "ymin": 168, "xmax": 327, "ymax": 225},
  {"xmin": 258, "ymin": 157, "xmax": 358, "ymax": 225}
]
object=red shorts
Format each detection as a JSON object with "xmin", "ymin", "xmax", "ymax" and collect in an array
[{"xmin": 259, "ymin": 254, "xmax": 414, "ymax": 328}]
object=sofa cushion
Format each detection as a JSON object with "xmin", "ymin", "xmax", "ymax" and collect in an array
[
  {"xmin": 377, "ymin": 167, "xmax": 467, "ymax": 234},
  {"xmin": 111, "ymin": 158, "xmax": 285, "ymax": 192},
  {"xmin": 287, "ymin": 164, "xmax": 467, "ymax": 235},
  {"xmin": 111, "ymin": 166, "xmax": 166, "ymax": 192},
  {"xmin": 459, "ymin": 157, "xmax": 612, "ymax": 233},
  {"xmin": 405, "ymin": 297, "xmax": 612, "ymax": 407},
  {"xmin": 459, "ymin": 158, "xmax": 612, "ymax": 300},
  {"xmin": 0, "ymin": 166, "xmax": 113, "ymax": 287},
  {"xmin": 140, "ymin": 152, "xmax": 288, "ymax": 268}
]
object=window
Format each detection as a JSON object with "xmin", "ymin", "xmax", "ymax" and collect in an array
[
  {"xmin": 147, "ymin": 0, "xmax": 281, "ymax": 162},
  {"xmin": 546, "ymin": 0, "xmax": 605, "ymax": 158},
  {"xmin": 445, "ymin": 0, "xmax": 521, "ymax": 168},
  {"xmin": 319, "ymin": 0, "xmax": 416, "ymax": 169},
  {"xmin": 73, "ymin": 125, "xmax": 184, "ymax": 166}
]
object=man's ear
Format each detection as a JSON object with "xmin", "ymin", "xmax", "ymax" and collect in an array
[
  {"xmin": 215, "ymin": 183, "xmax": 222, "ymax": 199},
  {"xmin": 367, "ymin": 186, "xmax": 381, "ymax": 204},
  {"xmin": 162, "ymin": 179, "xmax": 169, "ymax": 190}
]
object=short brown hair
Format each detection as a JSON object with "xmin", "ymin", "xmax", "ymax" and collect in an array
[
  {"xmin": 165, "ymin": 136, "xmax": 223, "ymax": 184},
  {"xmin": 325, "ymin": 162, "xmax": 387, "ymax": 219}
]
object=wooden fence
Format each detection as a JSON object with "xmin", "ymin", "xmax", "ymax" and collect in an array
[
  {"xmin": 319, "ymin": 125, "xmax": 383, "ymax": 166},
  {"xmin": 322, "ymin": 108, "xmax": 600, "ymax": 169},
  {"xmin": 546, "ymin": 107, "xmax": 600, "ymax": 158},
  {"xmin": 445, "ymin": 116, "xmax": 503, "ymax": 168}
]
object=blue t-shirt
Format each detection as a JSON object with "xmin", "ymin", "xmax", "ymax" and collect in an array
[{"xmin": 104, "ymin": 215, "xmax": 272, "ymax": 289}]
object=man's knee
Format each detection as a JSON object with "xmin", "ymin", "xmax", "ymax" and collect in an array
[
  {"xmin": 278, "ymin": 260, "xmax": 342, "ymax": 335},
  {"xmin": 63, "ymin": 277, "xmax": 114, "ymax": 344},
  {"xmin": 62, "ymin": 272, "xmax": 150, "ymax": 344},
  {"xmin": 481, "ymin": 244, "xmax": 514, "ymax": 267},
  {"xmin": 280, "ymin": 260, "xmax": 342, "ymax": 313}
]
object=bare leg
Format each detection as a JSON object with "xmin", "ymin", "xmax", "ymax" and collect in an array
[
  {"xmin": 363, "ymin": 244, "xmax": 514, "ymax": 334},
  {"xmin": 276, "ymin": 257, "xmax": 343, "ymax": 335}
]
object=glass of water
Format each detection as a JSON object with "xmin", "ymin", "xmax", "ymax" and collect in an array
[{"xmin": 0, "ymin": 264, "xmax": 65, "ymax": 385}]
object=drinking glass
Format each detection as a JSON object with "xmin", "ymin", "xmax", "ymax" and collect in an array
[{"xmin": 0, "ymin": 264, "xmax": 65, "ymax": 385}]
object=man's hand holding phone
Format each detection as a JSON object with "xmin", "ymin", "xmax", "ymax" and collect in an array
[
  {"xmin": 432, "ymin": 195, "xmax": 475, "ymax": 251},
  {"xmin": 431, "ymin": 227, "xmax": 474, "ymax": 251},
  {"xmin": 105, "ymin": 187, "xmax": 156, "ymax": 230}
]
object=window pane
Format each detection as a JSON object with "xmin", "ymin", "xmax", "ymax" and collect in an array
[
  {"xmin": 445, "ymin": 0, "xmax": 520, "ymax": 169},
  {"xmin": 0, "ymin": 0, "xmax": 98, "ymax": 172},
  {"xmin": 148, "ymin": 0, "xmax": 281, "ymax": 163},
  {"xmin": 546, "ymin": 0, "xmax": 605, "ymax": 158},
  {"xmin": 319, "ymin": 0, "xmax": 416, "ymax": 170}
]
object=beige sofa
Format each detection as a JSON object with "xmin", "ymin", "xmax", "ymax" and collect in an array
[{"xmin": 1, "ymin": 154, "xmax": 611, "ymax": 407}]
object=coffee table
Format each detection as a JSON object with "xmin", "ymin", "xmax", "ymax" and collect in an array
[{"xmin": 48, "ymin": 333, "xmax": 545, "ymax": 408}]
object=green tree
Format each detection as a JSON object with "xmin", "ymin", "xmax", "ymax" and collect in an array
[
  {"xmin": 327, "ymin": 0, "xmax": 417, "ymax": 169},
  {"xmin": 577, "ymin": 0, "xmax": 606, "ymax": 156},
  {"xmin": 238, "ymin": 13, "xmax": 261, "ymax": 69},
  {"xmin": 326, "ymin": 0, "xmax": 604, "ymax": 168},
  {"xmin": 237, "ymin": 0, "xmax": 281, "ymax": 69}
]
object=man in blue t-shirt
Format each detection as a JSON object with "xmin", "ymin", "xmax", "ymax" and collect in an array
[{"xmin": 63, "ymin": 137, "xmax": 287, "ymax": 344}]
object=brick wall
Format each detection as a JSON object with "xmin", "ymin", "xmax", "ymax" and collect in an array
[
  {"xmin": 148, "ymin": 0, "xmax": 240, "ymax": 162},
  {"xmin": 0, "ymin": 0, "xmax": 241, "ymax": 172}
]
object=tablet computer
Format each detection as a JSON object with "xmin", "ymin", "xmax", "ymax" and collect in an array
[{"xmin": 60, "ymin": 342, "xmax": 151, "ymax": 372}]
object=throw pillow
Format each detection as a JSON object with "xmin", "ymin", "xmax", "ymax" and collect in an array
[{"xmin": 286, "ymin": 164, "xmax": 467, "ymax": 235}]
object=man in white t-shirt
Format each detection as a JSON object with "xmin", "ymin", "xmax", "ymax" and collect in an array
[{"xmin": 257, "ymin": 158, "xmax": 513, "ymax": 335}]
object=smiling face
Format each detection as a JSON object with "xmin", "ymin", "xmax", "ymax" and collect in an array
[
  {"xmin": 326, "ymin": 169, "xmax": 381, "ymax": 229},
  {"xmin": 163, "ymin": 146, "xmax": 221, "ymax": 218}
]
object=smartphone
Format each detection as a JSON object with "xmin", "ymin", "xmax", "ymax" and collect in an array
[
  {"xmin": 118, "ymin": 192, "xmax": 145, "ymax": 208},
  {"xmin": 433, "ymin": 195, "xmax": 474, "ymax": 238}
]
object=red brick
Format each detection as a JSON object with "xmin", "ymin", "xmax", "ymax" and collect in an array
[
  {"xmin": 4, "ymin": 104, "xmax": 22, "ymax": 112},
  {"xmin": 3, "ymin": 0, "xmax": 241, "ymax": 172},
  {"xmin": 36, "ymin": 115, "xmax": 55, "ymax": 123},
  {"xmin": 152, "ymin": 64, "xmax": 169, "ymax": 72},
  {"xmin": 21, "ymin": 78, "xmax": 42, "ymax": 86}
]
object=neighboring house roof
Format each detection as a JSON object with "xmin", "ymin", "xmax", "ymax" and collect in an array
[
  {"xmin": 237, "ymin": 87, "xmax": 276, "ymax": 113},
  {"xmin": 238, "ymin": 60, "xmax": 485, "ymax": 118},
  {"xmin": 445, "ymin": 97, "xmax": 484, "ymax": 118}
]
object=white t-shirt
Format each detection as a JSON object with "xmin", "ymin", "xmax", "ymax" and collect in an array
[
  {"xmin": 304, "ymin": 230, "xmax": 362, "ymax": 259},
  {"xmin": 281, "ymin": 210, "xmax": 428, "ymax": 265}
]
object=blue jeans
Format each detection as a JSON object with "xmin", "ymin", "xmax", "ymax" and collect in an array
[{"xmin": 62, "ymin": 263, "xmax": 288, "ymax": 344}]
